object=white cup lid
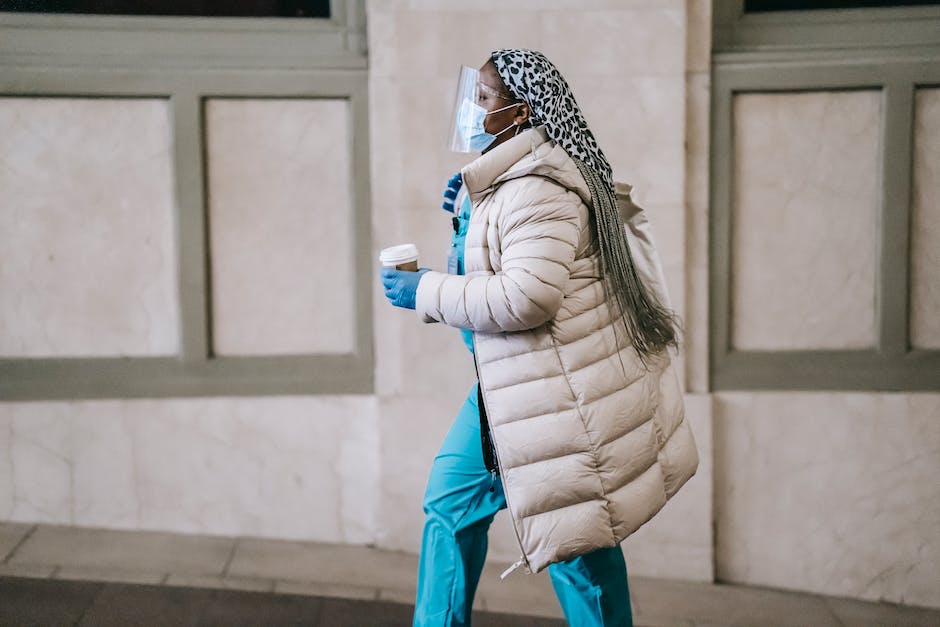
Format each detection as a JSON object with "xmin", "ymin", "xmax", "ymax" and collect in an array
[{"xmin": 379, "ymin": 243, "xmax": 419, "ymax": 265}]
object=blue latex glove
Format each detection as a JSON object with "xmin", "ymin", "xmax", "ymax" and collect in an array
[
  {"xmin": 381, "ymin": 267, "xmax": 430, "ymax": 310},
  {"xmin": 441, "ymin": 172, "xmax": 463, "ymax": 213}
]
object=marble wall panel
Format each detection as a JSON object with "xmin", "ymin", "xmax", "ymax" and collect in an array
[
  {"xmin": 685, "ymin": 72, "xmax": 711, "ymax": 218},
  {"xmin": 623, "ymin": 393, "xmax": 713, "ymax": 581},
  {"xmin": 0, "ymin": 98, "xmax": 178, "ymax": 357},
  {"xmin": 375, "ymin": 394, "xmax": 495, "ymax": 554},
  {"xmin": 367, "ymin": 10, "xmax": 543, "ymax": 80},
  {"xmin": 910, "ymin": 88, "xmax": 940, "ymax": 349},
  {"xmin": 540, "ymin": 6, "xmax": 685, "ymax": 78},
  {"xmin": 368, "ymin": 2, "xmax": 685, "ymax": 80},
  {"xmin": 731, "ymin": 91, "xmax": 880, "ymax": 350},
  {"xmin": 714, "ymin": 392, "xmax": 940, "ymax": 608},
  {"xmin": 646, "ymin": 201, "xmax": 687, "ymax": 327},
  {"xmin": 686, "ymin": 0, "xmax": 712, "ymax": 74},
  {"xmin": 71, "ymin": 401, "xmax": 139, "ymax": 528},
  {"xmin": 369, "ymin": 0, "xmax": 679, "ymax": 12},
  {"xmin": 0, "ymin": 403, "xmax": 72, "ymax": 523},
  {"xmin": 0, "ymin": 397, "xmax": 379, "ymax": 544},
  {"xmin": 568, "ymin": 76, "xmax": 687, "ymax": 207},
  {"xmin": 205, "ymin": 99, "xmax": 355, "ymax": 356}
]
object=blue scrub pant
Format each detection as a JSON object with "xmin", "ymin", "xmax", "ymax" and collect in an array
[{"xmin": 414, "ymin": 385, "xmax": 633, "ymax": 627}]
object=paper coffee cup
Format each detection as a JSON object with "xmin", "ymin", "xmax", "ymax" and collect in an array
[{"xmin": 379, "ymin": 244, "xmax": 419, "ymax": 272}]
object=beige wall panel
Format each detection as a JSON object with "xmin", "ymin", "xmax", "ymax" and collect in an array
[
  {"xmin": 205, "ymin": 99, "xmax": 355, "ymax": 356},
  {"xmin": 540, "ymin": 6, "xmax": 685, "ymax": 79},
  {"xmin": 375, "ymin": 394, "xmax": 475, "ymax": 553},
  {"xmin": 731, "ymin": 91, "xmax": 880, "ymax": 350},
  {"xmin": 368, "ymin": 1, "xmax": 685, "ymax": 80},
  {"xmin": 570, "ymin": 76, "xmax": 687, "ymax": 207},
  {"xmin": 0, "ymin": 396, "xmax": 379, "ymax": 544},
  {"xmin": 0, "ymin": 98, "xmax": 179, "ymax": 357},
  {"xmin": 686, "ymin": 0, "xmax": 711, "ymax": 74},
  {"xmin": 910, "ymin": 88, "xmax": 940, "ymax": 349},
  {"xmin": 369, "ymin": 0, "xmax": 678, "ymax": 12},
  {"xmin": 0, "ymin": 402, "xmax": 72, "ymax": 524},
  {"xmin": 715, "ymin": 392, "xmax": 940, "ymax": 609},
  {"xmin": 623, "ymin": 393, "xmax": 713, "ymax": 581}
]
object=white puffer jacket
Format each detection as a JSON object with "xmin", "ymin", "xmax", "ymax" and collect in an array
[{"xmin": 416, "ymin": 127, "xmax": 698, "ymax": 574}]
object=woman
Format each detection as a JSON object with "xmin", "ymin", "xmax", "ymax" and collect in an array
[{"xmin": 381, "ymin": 49, "xmax": 698, "ymax": 627}]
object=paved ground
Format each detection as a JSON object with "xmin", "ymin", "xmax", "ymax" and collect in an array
[
  {"xmin": 2, "ymin": 523, "xmax": 938, "ymax": 626},
  {"xmin": 0, "ymin": 576, "xmax": 562, "ymax": 626}
]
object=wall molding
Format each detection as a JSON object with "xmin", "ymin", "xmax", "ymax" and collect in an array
[
  {"xmin": 710, "ymin": 6, "xmax": 940, "ymax": 391},
  {"xmin": 714, "ymin": 1, "xmax": 940, "ymax": 52},
  {"xmin": 0, "ymin": 1, "xmax": 367, "ymax": 70},
  {"xmin": 0, "ymin": 3, "xmax": 374, "ymax": 400}
]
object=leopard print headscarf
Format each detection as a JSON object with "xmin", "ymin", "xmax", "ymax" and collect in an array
[{"xmin": 491, "ymin": 48, "xmax": 613, "ymax": 191}]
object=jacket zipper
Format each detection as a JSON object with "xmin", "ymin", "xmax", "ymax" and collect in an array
[{"xmin": 472, "ymin": 334, "xmax": 531, "ymax": 578}]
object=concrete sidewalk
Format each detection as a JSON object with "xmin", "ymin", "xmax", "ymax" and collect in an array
[
  {"xmin": 1, "ymin": 522, "xmax": 937, "ymax": 626},
  {"xmin": 0, "ymin": 576, "xmax": 562, "ymax": 626}
]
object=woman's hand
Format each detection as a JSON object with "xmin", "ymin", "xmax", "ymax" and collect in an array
[
  {"xmin": 442, "ymin": 172, "xmax": 463, "ymax": 214},
  {"xmin": 415, "ymin": 180, "xmax": 581, "ymax": 332},
  {"xmin": 380, "ymin": 268, "xmax": 430, "ymax": 310}
]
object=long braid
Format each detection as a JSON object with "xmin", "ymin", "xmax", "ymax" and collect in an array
[{"xmin": 575, "ymin": 160, "xmax": 680, "ymax": 363}]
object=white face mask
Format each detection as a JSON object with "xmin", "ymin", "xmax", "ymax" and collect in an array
[{"xmin": 455, "ymin": 99, "xmax": 518, "ymax": 152}]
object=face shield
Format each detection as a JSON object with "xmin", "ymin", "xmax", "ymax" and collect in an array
[{"xmin": 447, "ymin": 65, "xmax": 519, "ymax": 153}]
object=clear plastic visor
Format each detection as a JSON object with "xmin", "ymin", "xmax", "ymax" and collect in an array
[{"xmin": 446, "ymin": 65, "xmax": 516, "ymax": 153}]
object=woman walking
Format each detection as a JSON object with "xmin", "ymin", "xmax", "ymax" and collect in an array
[{"xmin": 380, "ymin": 49, "xmax": 699, "ymax": 627}]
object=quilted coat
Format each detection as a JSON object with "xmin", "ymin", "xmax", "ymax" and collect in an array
[{"xmin": 415, "ymin": 127, "xmax": 699, "ymax": 574}]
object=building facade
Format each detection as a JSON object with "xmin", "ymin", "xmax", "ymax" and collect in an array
[{"xmin": 1, "ymin": 0, "xmax": 937, "ymax": 609}]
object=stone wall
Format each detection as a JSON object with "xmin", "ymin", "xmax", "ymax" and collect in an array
[{"xmin": 1, "ymin": 0, "xmax": 938, "ymax": 609}]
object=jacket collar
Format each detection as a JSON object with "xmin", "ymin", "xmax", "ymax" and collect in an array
[{"xmin": 461, "ymin": 125, "xmax": 593, "ymax": 207}]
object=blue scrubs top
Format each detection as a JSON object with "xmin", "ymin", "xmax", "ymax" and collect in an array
[{"xmin": 448, "ymin": 193, "xmax": 474, "ymax": 354}]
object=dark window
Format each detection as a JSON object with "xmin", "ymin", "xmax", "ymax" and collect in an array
[
  {"xmin": 745, "ymin": 0, "xmax": 940, "ymax": 11},
  {"xmin": 0, "ymin": 0, "xmax": 330, "ymax": 17}
]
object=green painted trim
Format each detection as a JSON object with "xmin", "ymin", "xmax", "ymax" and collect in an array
[
  {"xmin": 879, "ymin": 79, "xmax": 914, "ymax": 357},
  {"xmin": 0, "ymin": 1, "xmax": 366, "ymax": 70},
  {"xmin": 0, "ymin": 68, "xmax": 369, "ymax": 98},
  {"xmin": 713, "ymin": 350, "xmax": 940, "ymax": 391},
  {"xmin": 0, "ymin": 11, "xmax": 374, "ymax": 400},
  {"xmin": 174, "ymin": 91, "xmax": 211, "ymax": 363},
  {"xmin": 343, "ymin": 0, "xmax": 368, "ymax": 55},
  {"xmin": 714, "ymin": 61, "xmax": 900, "ymax": 91},
  {"xmin": 348, "ymin": 80, "xmax": 374, "ymax": 374},
  {"xmin": 0, "ymin": 355, "xmax": 372, "ymax": 400},
  {"xmin": 710, "ymin": 56, "xmax": 940, "ymax": 392},
  {"xmin": 708, "ymin": 79, "xmax": 733, "ymax": 384},
  {"xmin": 713, "ymin": 45, "xmax": 940, "ymax": 68},
  {"xmin": 714, "ymin": 0, "xmax": 940, "ymax": 52}
]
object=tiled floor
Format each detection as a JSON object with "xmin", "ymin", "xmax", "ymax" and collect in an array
[{"xmin": 1, "ymin": 522, "xmax": 939, "ymax": 626}]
